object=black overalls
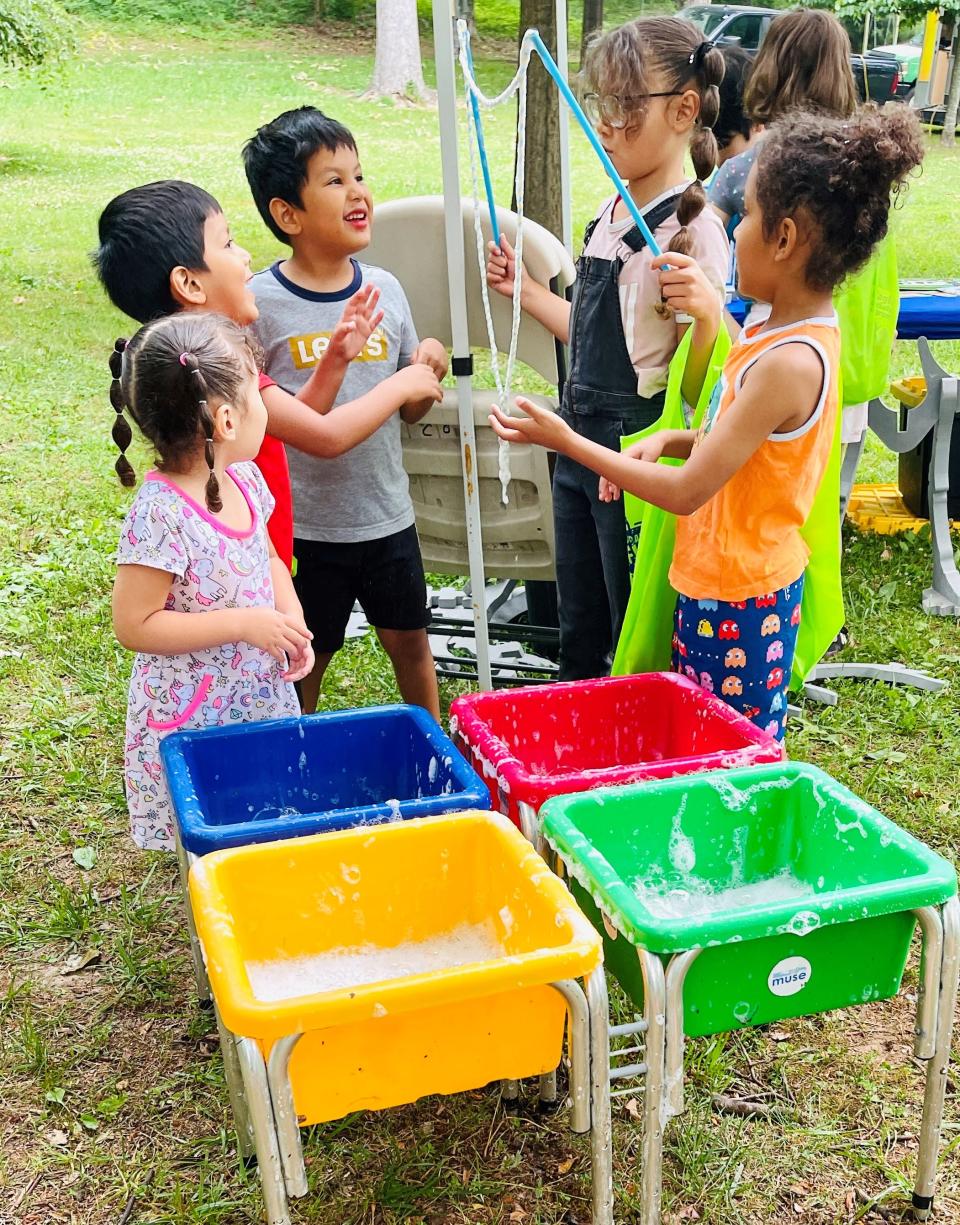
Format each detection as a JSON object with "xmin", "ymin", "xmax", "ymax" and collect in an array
[{"xmin": 554, "ymin": 193, "xmax": 681, "ymax": 680}]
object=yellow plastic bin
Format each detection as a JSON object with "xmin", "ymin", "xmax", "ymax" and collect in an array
[{"xmin": 190, "ymin": 811, "xmax": 613, "ymax": 1225}]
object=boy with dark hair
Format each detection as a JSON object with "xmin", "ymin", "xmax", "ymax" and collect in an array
[
  {"xmin": 93, "ymin": 180, "xmax": 441, "ymax": 567},
  {"xmin": 243, "ymin": 106, "xmax": 446, "ymax": 719}
]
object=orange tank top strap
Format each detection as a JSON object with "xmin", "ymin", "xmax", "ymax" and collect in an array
[{"xmin": 670, "ymin": 316, "xmax": 841, "ymax": 604}]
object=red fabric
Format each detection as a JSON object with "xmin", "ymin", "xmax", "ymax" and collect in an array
[{"xmin": 254, "ymin": 373, "xmax": 293, "ymax": 570}]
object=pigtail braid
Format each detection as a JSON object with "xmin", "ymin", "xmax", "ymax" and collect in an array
[
  {"xmin": 180, "ymin": 352, "xmax": 222, "ymax": 513},
  {"xmin": 109, "ymin": 338, "xmax": 136, "ymax": 488},
  {"xmin": 666, "ymin": 41, "xmax": 724, "ymax": 259}
]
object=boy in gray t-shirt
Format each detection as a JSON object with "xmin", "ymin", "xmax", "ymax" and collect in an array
[{"xmin": 243, "ymin": 106, "xmax": 447, "ymax": 718}]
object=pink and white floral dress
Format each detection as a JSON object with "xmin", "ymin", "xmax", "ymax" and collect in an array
[{"xmin": 117, "ymin": 462, "xmax": 300, "ymax": 850}]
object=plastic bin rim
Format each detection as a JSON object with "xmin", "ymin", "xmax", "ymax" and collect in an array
[
  {"xmin": 540, "ymin": 763, "xmax": 958, "ymax": 953},
  {"xmin": 189, "ymin": 810, "xmax": 603, "ymax": 1036},
  {"xmin": 161, "ymin": 705, "xmax": 487, "ymax": 854},
  {"xmin": 451, "ymin": 672, "xmax": 782, "ymax": 785}
]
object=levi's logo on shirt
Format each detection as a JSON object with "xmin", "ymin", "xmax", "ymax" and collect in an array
[{"xmin": 288, "ymin": 327, "xmax": 388, "ymax": 369}]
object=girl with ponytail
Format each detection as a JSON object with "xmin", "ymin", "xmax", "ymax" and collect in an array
[
  {"xmin": 486, "ymin": 17, "xmax": 730, "ymax": 682},
  {"xmin": 111, "ymin": 312, "xmax": 312, "ymax": 850}
]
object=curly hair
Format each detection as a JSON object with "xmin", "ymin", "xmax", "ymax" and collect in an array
[{"xmin": 755, "ymin": 106, "xmax": 924, "ymax": 293}]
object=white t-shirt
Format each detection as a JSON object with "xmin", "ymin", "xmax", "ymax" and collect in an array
[{"xmin": 582, "ymin": 186, "xmax": 730, "ymax": 398}]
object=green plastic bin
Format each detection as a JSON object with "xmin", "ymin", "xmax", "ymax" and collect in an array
[{"xmin": 541, "ymin": 763, "xmax": 957, "ymax": 1036}]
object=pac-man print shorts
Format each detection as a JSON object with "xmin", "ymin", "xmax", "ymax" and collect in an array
[{"xmin": 670, "ymin": 576, "xmax": 805, "ymax": 743}]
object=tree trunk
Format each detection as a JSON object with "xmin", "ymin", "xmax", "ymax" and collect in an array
[
  {"xmin": 459, "ymin": 0, "xmax": 476, "ymax": 40},
  {"xmin": 580, "ymin": 0, "xmax": 603, "ymax": 67},
  {"xmin": 942, "ymin": 43, "xmax": 960, "ymax": 147},
  {"xmin": 514, "ymin": 0, "xmax": 563, "ymax": 240},
  {"xmin": 367, "ymin": 0, "xmax": 431, "ymax": 102}
]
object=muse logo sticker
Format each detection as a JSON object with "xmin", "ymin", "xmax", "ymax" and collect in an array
[{"xmin": 768, "ymin": 956, "xmax": 812, "ymax": 997}]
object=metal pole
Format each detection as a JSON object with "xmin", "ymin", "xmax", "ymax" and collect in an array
[
  {"xmin": 555, "ymin": 0, "xmax": 573, "ymax": 255},
  {"xmin": 433, "ymin": 0, "xmax": 493, "ymax": 690}
]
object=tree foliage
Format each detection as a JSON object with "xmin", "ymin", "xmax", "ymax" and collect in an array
[
  {"xmin": 836, "ymin": 0, "xmax": 959, "ymax": 22},
  {"xmin": 0, "ymin": 0, "xmax": 72, "ymax": 70}
]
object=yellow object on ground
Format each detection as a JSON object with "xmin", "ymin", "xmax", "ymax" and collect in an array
[
  {"xmin": 190, "ymin": 810, "xmax": 601, "ymax": 1125},
  {"xmin": 847, "ymin": 482, "xmax": 958, "ymax": 535}
]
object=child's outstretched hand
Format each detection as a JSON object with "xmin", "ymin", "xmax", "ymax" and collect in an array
[
  {"xmin": 651, "ymin": 252, "xmax": 721, "ymax": 324},
  {"xmin": 489, "ymin": 397, "xmax": 571, "ymax": 451},
  {"xmin": 411, "ymin": 338, "xmax": 449, "ymax": 381},
  {"xmin": 328, "ymin": 284, "xmax": 384, "ymax": 363},
  {"xmin": 486, "ymin": 236, "xmax": 522, "ymax": 300}
]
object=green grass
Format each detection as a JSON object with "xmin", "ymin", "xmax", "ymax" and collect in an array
[{"xmin": 1, "ymin": 21, "xmax": 960, "ymax": 1225}]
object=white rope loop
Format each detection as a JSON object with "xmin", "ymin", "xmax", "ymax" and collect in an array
[{"xmin": 457, "ymin": 20, "xmax": 534, "ymax": 504}]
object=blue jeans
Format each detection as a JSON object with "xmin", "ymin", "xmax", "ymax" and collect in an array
[{"xmin": 553, "ymin": 404, "xmax": 659, "ymax": 680}]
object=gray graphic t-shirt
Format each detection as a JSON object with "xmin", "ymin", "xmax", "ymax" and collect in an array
[{"xmin": 251, "ymin": 259, "xmax": 419, "ymax": 543}]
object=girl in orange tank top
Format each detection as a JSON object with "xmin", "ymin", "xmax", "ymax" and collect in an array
[{"xmin": 491, "ymin": 106, "xmax": 924, "ymax": 741}]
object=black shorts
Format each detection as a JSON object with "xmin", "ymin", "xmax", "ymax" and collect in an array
[{"xmin": 293, "ymin": 525, "xmax": 431, "ymax": 654}]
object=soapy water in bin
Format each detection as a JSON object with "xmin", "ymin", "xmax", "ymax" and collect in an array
[
  {"xmin": 633, "ymin": 792, "xmax": 814, "ymax": 921},
  {"xmin": 245, "ymin": 920, "xmax": 505, "ymax": 1002},
  {"xmin": 633, "ymin": 866, "xmax": 811, "ymax": 921}
]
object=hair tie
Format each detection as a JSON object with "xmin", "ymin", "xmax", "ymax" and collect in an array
[
  {"xmin": 688, "ymin": 41, "xmax": 709, "ymax": 69},
  {"xmin": 179, "ymin": 351, "xmax": 192, "ymax": 367}
]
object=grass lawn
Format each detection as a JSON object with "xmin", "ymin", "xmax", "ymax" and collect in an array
[{"xmin": 1, "ymin": 20, "xmax": 960, "ymax": 1225}]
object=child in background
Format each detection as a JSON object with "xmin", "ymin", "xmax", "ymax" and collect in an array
[
  {"xmin": 111, "ymin": 313, "xmax": 312, "ymax": 850},
  {"xmin": 711, "ymin": 46, "xmax": 763, "ymax": 241},
  {"xmin": 708, "ymin": 10, "xmax": 857, "ymax": 232},
  {"xmin": 243, "ymin": 107, "xmax": 447, "ymax": 720},
  {"xmin": 487, "ymin": 17, "xmax": 729, "ymax": 681},
  {"xmin": 491, "ymin": 107, "xmax": 923, "ymax": 741},
  {"xmin": 714, "ymin": 46, "xmax": 760, "ymax": 167},
  {"xmin": 94, "ymin": 181, "xmax": 441, "ymax": 568}
]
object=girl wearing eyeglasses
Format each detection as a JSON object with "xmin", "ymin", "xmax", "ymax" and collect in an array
[{"xmin": 486, "ymin": 17, "xmax": 729, "ymax": 683}]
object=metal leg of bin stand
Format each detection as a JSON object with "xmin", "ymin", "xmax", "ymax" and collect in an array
[
  {"xmin": 912, "ymin": 896, "xmax": 960, "ymax": 1221},
  {"xmin": 236, "ymin": 1037, "xmax": 291, "ymax": 1225},
  {"xmin": 912, "ymin": 907, "xmax": 945, "ymax": 1061},
  {"xmin": 174, "ymin": 830, "xmax": 211, "ymax": 1005},
  {"xmin": 637, "ymin": 948, "xmax": 667, "ymax": 1225},
  {"xmin": 267, "ymin": 1035, "xmax": 308, "ymax": 1198},
  {"xmin": 663, "ymin": 950, "xmax": 701, "ymax": 1119},
  {"xmin": 215, "ymin": 1005, "xmax": 255, "ymax": 1162},
  {"xmin": 549, "ymin": 980, "xmax": 591, "ymax": 1134},
  {"xmin": 586, "ymin": 966, "xmax": 614, "ymax": 1225}
]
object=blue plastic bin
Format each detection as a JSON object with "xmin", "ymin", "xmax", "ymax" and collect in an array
[{"xmin": 161, "ymin": 705, "xmax": 488, "ymax": 856}]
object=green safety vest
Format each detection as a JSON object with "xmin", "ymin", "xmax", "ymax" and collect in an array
[{"xmin": 835, "ymin": 233, "xmax": 899, "ymax": 406}]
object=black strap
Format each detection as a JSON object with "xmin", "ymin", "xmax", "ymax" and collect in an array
[{"xmin": 621, "ymin": 192, "xmax": 684, "ymax": 254}]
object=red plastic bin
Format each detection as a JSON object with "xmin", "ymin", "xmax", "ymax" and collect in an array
[{"xmin": 450, "ymin": 672, "xmax": 785, "ymax": 840}]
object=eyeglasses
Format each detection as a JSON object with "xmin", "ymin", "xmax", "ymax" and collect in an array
[{"xmin": 581, "ymin": 91, "xmax": 682, "ymax": 130}]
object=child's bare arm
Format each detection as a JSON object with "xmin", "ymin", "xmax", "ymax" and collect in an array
[
  {"xmin": 286, "ymin": 284, "xmax": 385, "ymax": 417},
  {"xmin": 654, "ymin": 253, "xmax": 723, "ymax": 409},
  {"xmin": 113, "ymin": 564, "xmax": 311, "ymax": 663},
  {"xmin": 267, "ymin": 542, "xmax": 315, "ymax": 682},
  {"xmin": 491, "ymin": 344, "xmax": 822, "ymax": 516},
  {"xmin": 262, "ymin": 363, "xmax": 441, "ymax": 458},
  {"xmin": 487, "ymin": 237, "xmax": 571, "ymax": 344}
]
